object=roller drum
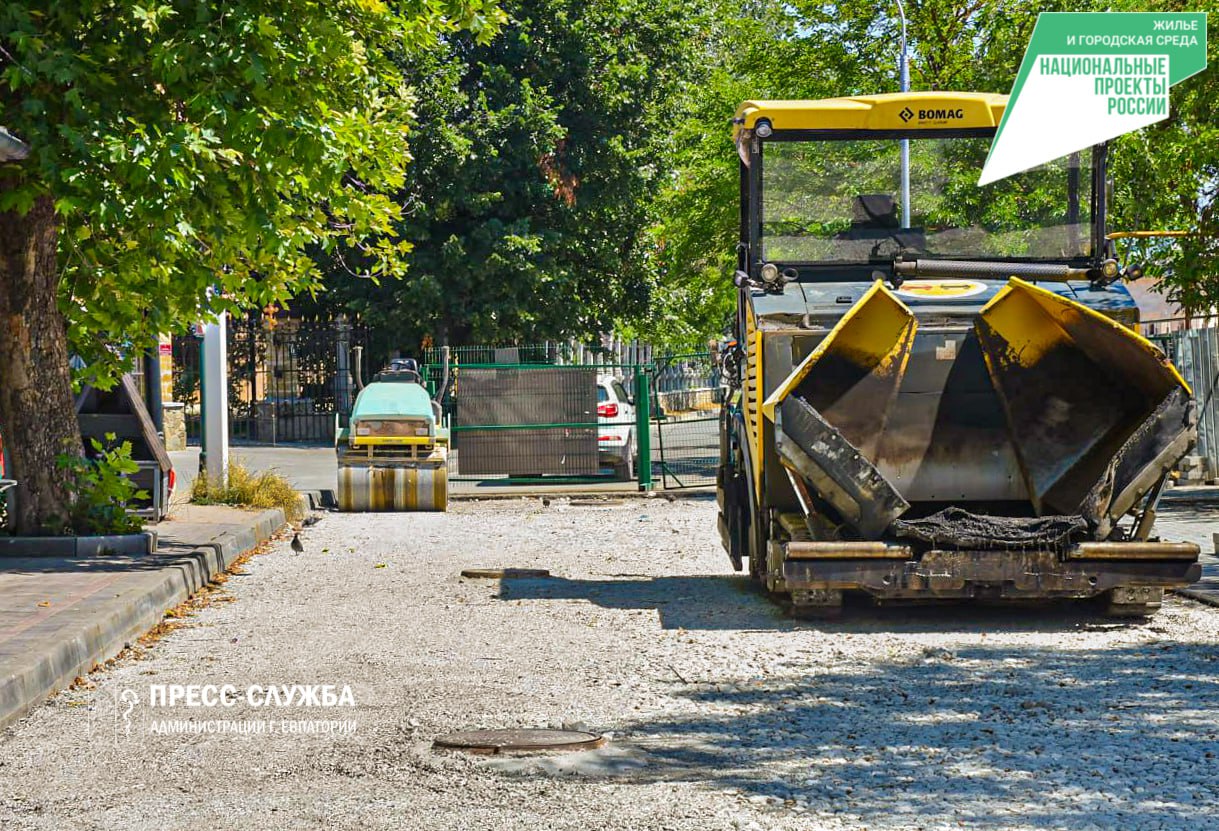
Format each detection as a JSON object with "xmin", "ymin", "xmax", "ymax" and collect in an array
[{"xmin": 337, "ymin": 463, "xmax": 449, "ymax": 512}]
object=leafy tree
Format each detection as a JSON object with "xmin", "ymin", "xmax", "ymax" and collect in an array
[
  {"xmin": 651, "ymin": 0, "xmax": 1219, "ymax": 344},
  {"xmin": 0, "ymin": 0, "xmax": 501, "ymax": 532},
  {"xmin": 319, "ymin": 0, "xmax": 708, "ymax": 355},
  {"xmin": 646, "ymin": 0, "xmax": 1094, "ymax": 349},
  {"xmin": 1108, "ymin": 0, "xmax": 1219, "ymax": 315}
]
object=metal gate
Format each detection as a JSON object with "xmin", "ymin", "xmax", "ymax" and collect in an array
[
  {"xmin": 424, "ymin": 356, "xmax": 643, "ymax": 483},
  {"xmin": 651, "ymin": 353, "xmax": 720, "ymax": 488},
  {"xmin": 1151, "ymin": 326, "xmax": 1219, "ymax": 472},
  {"xmin": 172, "ymin": 312, "xmax": 367, "ymax": 443}
]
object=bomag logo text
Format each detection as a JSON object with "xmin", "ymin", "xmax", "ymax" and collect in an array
[{"xmin": 918, "ymin": 108, "xmax": 965, "ymax": 120}]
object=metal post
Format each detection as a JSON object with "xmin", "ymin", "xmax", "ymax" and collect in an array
[
  {"xmin": 202, "ymin": 312, "xmax": 229, "ymax": 486},
  {"xmin": 653, "ymin": 366, "xmax": 669, "ymax": 489},
  {"xmin": 143, "ymin": 346, "xmax": 164, "ymax": 436},
  {"xmin": 634, "ymin": 366, "xmax": 652, "ymax": 492},
  {"xmin": 334, "ymin": 314, "xmax": 352, "ymax": 418},
  {"xmin": 896, "ymin": 0, "xmax": 911, "ymax": 229}
]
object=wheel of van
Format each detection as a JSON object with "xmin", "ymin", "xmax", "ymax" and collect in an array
[{"xmin": 614, "ymin": 455, "xmax": 634, "ymax": 481}]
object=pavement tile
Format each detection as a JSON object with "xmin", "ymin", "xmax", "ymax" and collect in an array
[{"xmin": 0, "ymin": 503, "xmax": 285, "ymax": 729}]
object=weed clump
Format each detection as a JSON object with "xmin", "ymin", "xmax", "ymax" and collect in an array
[{"xmin": 190, "ymin": 461, "xmax": 304, "ymax": 523}]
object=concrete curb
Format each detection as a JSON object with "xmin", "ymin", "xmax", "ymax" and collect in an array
[
  {"xmin": 0, "ymin": 507, "xmax": 286, "ymax": 732},
  {"xmin": 449, "ymin": 488, "xmax": 715, "ymax": 502},
  {"xmin": 0, "ymin": 531, "xmax": 158, "ymax": 558},
  {"xmin": 1175, "ymin": 587, "xmax": 1219, "ymax": 608},
  {"xmin": 1160, "ymin": 486, "xmax": 1219, "ymax": 503},
  {"xmin": 300, "ymin": 487, "xmax": 714, "ymax": 508}
]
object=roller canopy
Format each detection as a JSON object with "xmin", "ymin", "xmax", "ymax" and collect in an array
[{"xmin": 352, "ymin": 382, "xmax": 435, "ymax": 421}]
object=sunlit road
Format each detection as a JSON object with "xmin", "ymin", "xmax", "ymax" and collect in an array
[{"xmin": 1, "ymin": 498, "xmax": 1217, "ymax": 830}]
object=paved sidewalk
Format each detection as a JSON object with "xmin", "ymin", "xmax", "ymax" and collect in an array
[
  {"xmin": 1161, "ymin": 483, "xmax": 1219, "ymax": 502},
  {"xmin": 171, "ymin": 445, "xmax": 337, "ymax": 493},
  {"xmin": 1151, "ymin": 499, "xmax": 1219, "ymax": 607},
  {"xmin": 0, "ymin": 503, "xmax": 286, "ymax": 731}
]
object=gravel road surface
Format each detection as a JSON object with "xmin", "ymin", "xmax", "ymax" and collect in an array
[{"xmin": 1, "ymin": 496, "xmax": 1217, "ymax": 830}]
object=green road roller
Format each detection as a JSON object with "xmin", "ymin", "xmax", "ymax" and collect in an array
[{"xmin": 336, "ymin": 359, "xmax": 449, "ymax": 511}]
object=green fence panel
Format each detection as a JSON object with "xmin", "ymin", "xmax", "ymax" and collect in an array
[
  {"xmin": 418, "ymin": 347, "xmax": 719, "ymax": 489},
  {"xmin": 635, "ymin": 366, "xmax": 652, "ymax": 491}
]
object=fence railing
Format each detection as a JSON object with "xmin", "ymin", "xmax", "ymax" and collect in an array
[
  {"xmin": 423, "ymin": 344, "xmax": 718, "ymax": 404},
  {"xmin": 1150, "ymin": 326, "xmax": 1219, "ymax": 478},
  {"xmin": 170, "ymin": 325, "xmax": 722, "ymax": 489},
  {"xmin": 172, "ymin": 313, "xmax": 367, "ymax": 444},
  {"xmin": 419, "ymin": 350, "xmax": 721, "ymax": 490}
]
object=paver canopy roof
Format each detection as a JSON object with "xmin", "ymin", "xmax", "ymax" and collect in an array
[{"xmin": 733, "ymin": 92, "xmax": 1008, "ymax": 137}]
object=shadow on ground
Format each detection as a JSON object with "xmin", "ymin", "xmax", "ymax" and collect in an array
[
  {"xmin": 498, "ymin": 573, "xmax": 1149, "ymax": 634},
  {"xmin": 605, "ymin": 639, "xmax": 1219, "ymax": 828},
  {"xmin": 496, "ymin": 571, "xmax": 1218, "ymax": 827},
  {"xmin": 499, "ymin": 574, "xmax": 783, "ymax": 630}
]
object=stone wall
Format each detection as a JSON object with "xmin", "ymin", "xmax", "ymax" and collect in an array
[{"xmin": 163, "ymin": 402, "xmax": 187, "ymax": 451}]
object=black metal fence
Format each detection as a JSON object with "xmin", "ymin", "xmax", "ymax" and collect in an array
[
  {"xmin": 172, "ymin": 322, "xmax": 721, "ymax": 486},
  {"xmin": 172, "ymin": 313, "xmax": 367, "ymax": 443}
]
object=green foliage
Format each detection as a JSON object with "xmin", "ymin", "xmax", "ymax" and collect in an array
[
  {"xmin": 1, "ymin": 0, "xmax": 504, "ymax": 388},
  {"xmin": 191, "ymin": 461, "xmax": 304, "ymax": 524},
  {"xmin": 1108, "ymin": 0, "xmax": 1219, "ymax": 314},
  {"xmin": 6, "ymin": 0, "xmax": 1217, "ymax": 367},
  {"xmin": 171, "ymin": 364, "xmax": 199, "ymax": 406},
  {"xmin": 645, "ymin": 0, "xmax": 1067, "ymax": 348},
  {"xmin": 317, "ymin": 0, "xmax": 710, "ymax": 353},
  {"xmin": 56, "ymin": 434, "xmax": 148, "ymax": 535},
  {"xmin": 648, "ymin": 0, "xmax": 1219, "ymax": 343}
]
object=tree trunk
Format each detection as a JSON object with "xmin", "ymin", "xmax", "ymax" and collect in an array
[{"xmin": 0, "ymin": 192, "xmax": 83, "ymax": 534}]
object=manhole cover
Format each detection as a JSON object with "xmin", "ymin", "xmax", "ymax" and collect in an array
[
  {"xmin": 434, "ymin": 728, "xmax": 605, "ymax": 755},
  {"xmin": 460, "ymin": 568, "xmax": 550, "ymax": 579},
  {"xmin": 570, "ymin": 499, "xmax": 624, "ymax": 507}
]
